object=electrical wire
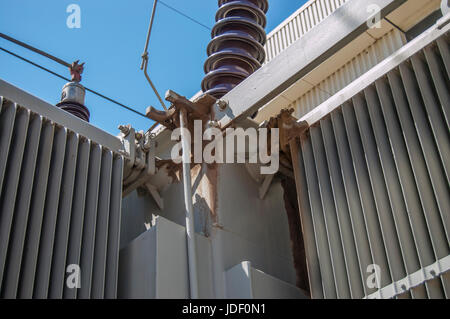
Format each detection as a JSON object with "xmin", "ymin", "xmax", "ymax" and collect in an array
[
  {"xmin": 141, "ymin": 0, "xmax": 168, "ymax": 111},
  {"xmin": 159, "ymin": 0, "xmax": 211, "ymax": 31},
  {"xmin": 0, "ymin": 0, "xmax": 213, "ymax": 119},
  {"xmin": 0, "ymin": 46, "xmax": 149, "ymax": 119},
  {"xmin": 0, "ymin": 32, "xmax": 71, "ymax": 68}
]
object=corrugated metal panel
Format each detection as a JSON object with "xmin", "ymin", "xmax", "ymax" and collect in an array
[
  {"xmin": 264, "ymin": 0, "xmax": 350, "ymax": 63},
  {"xmin": 291, "ymin": 29, "xmax": 406, "ymax": 119},
  {"xmin": 0, "ymin": 97, "xmax": 123, "ymax": 299},
  {"xmin": 290, "ymin": 33, "xmax": 450, "ymax": 299}
]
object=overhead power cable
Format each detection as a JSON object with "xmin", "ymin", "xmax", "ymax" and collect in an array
[
  {"xmin": 158, "ymin": 0, "xmax": 211, "ymax": 31},
  {"xmin": 139, "ymin": 0, "xmax": 210, "ymax": 112},
  {"xmin": 0, "ymin": 46, "xmax": 149, "ymax": 119},
  {"xmin": 0, "ymin": 32, "xmax": 72, "ymax": 68}
]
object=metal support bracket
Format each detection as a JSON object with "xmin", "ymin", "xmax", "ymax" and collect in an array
[
  {"xmin": 118, "ymin": 124, "xmax": 168, "ymax": 199},
  {"xmin": 145, "ymin": 89, "xmax": 216, "ymax": 131}
]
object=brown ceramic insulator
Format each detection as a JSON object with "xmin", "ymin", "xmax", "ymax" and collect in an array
[
  {"xmin": 202, "ymin": 0, "xmax": 268, "ymax": 98},
  {"xmin": 56, "ymin": 101, "xmax": 90, "ymax": 122}
]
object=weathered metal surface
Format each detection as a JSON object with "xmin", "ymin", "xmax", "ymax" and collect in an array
[
  {"xmin": 202, "ymin": 0, "xmax": 269, "ymax": 98},
  {"xmin": 126, "ymin": 90, "xmax": 216, "ymax": 209},
  {"xmin": 290, "ymin": 27, "xmax": 450, "ymax": 298},
  {"xmin": 0, "ymin": 92, "xmax": 123, "ymax": 299},
  {"xmin": 280, "ymin": 177, "xmax": 310, "ymax": 295},
  {"xmin": 146, "ymin": 90, "xmax": 216, "ymax": 130}
]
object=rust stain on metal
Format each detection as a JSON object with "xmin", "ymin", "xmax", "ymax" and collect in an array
[
  {"xmin": 281, "ymin": 177, "xmax": 311, "ymax": 297},
  {"xmin": 262, "ymin": 108, "xmax": 309, "ymax": 175},
  {"xmin": 205, "ymin": 163, "xmax": 219, "ymax": 221},
  {"xmin": 69, "ymin": 60, "xmax": 84, "ymax": 82},
  {"xmin": 191, "ymin": 163, "xmax": 219, "ymax": 226},
  {"xmin": 267, "ymin": 108, "xmax": 308, "ymax": 157}
]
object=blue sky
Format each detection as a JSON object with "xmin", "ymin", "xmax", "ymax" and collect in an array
[{"xmin": 0, "ymin": 0, "xmax": 306, "ymax": 135}]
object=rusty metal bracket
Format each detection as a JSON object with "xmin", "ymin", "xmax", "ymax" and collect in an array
[
  {"xmin": 165, "ymin": 90, "xmax": 211, "ymax": 119},
  {"xmin": 146, "ymin": 89, "xmax": 216, "ymax": 130},
  {"xmin": 277, "ymin": 108, "xmax": 309, "ymax": 152},
  {"xmin": 146, "ymin": 105, "xmax": 177, "ymax": 130},
  {"xmin": 263, "ymin": 108, "xmax": 309, "ymax": 162}
]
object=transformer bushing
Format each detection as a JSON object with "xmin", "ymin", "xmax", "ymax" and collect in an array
[
  {"xmin": 202, "ymin": 0, "xmax": 269, "ymax": 98},
  {"xmin": 56, "ymin": 81, "xmax": 90, "ymax": 122},
  {"xmin": 56, "ymin": 61, "xmax": 90, "ymax": 122}
]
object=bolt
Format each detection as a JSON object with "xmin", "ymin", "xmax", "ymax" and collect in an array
[
  {"xmin": 135, "ymin": 130, "xmax": 144, "ymax": 141},
  {"xmin": 118, "ymin": 124, "xmax": 130, "ymax": 135},
  {"xmin": 217, "ymin": 99, "xmax": 228, "ymax": 111},
  {"xmin": 142, "ymin": 132, "xmax": 155, "ymax": 152},
  {"xmin": 207, "ymin": 120, "xmax": 220, "ymax": 129}
]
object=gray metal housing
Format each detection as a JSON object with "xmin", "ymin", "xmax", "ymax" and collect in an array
[
  {"xmin": 290, "ymin": 20, "xmax": 450, "ymax": 299},
  {"xmin": 0, "ymin": 81, "xmax": 123, "ymax": 299}
]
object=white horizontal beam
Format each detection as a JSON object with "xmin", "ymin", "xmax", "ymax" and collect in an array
[{"xmin": 213, "ymin": 0, "xmax": 407, "ymax": 128}]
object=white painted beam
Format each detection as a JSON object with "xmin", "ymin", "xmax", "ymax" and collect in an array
[{"xmin": 213, "ymin": 0, "xmax": 407, "ymax": 128}]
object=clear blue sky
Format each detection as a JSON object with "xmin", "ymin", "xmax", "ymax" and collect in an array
[{"xmin": 0, "ymin": 0, "xmax": 306, "ymax": 135}]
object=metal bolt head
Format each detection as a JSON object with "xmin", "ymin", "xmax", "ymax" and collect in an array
[
  {"xmin": 217, "ymin": 99, "xmax": 228, "ymax": 111},
  {"xmin": 118, "ymin": 124, "xmax": 131, "ymax": 135},
  {"xmin": 135, "ymin": 130, "xmax": 144, "ymax": 141},
  {"xmin": 207, "ymin": 120, "xmax": 220, "ymax": 129},
  {"xmin": 142, "ymin": 132, "xmax": 155, "ymax": 152}
]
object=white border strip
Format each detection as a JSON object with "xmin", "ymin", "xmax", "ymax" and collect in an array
[{"xmin": 365, "ymin": 255, "xmax": 450, "ymax": 299}]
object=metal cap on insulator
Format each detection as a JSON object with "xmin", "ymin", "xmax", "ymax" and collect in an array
[
  {"xmin": 56, "ymin": 81, "xmax": 90, "ymax": 122},
  {"xmin": 202, "ymin": 0, "xmax": 268, "ymax": 99},
  {"xmin": 56, "ymin": 60, "xmax": 90, "ymax": 122},
  {"xmin": 61, "ymin": 81, "xmax": 85, "ymax": 105}
]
